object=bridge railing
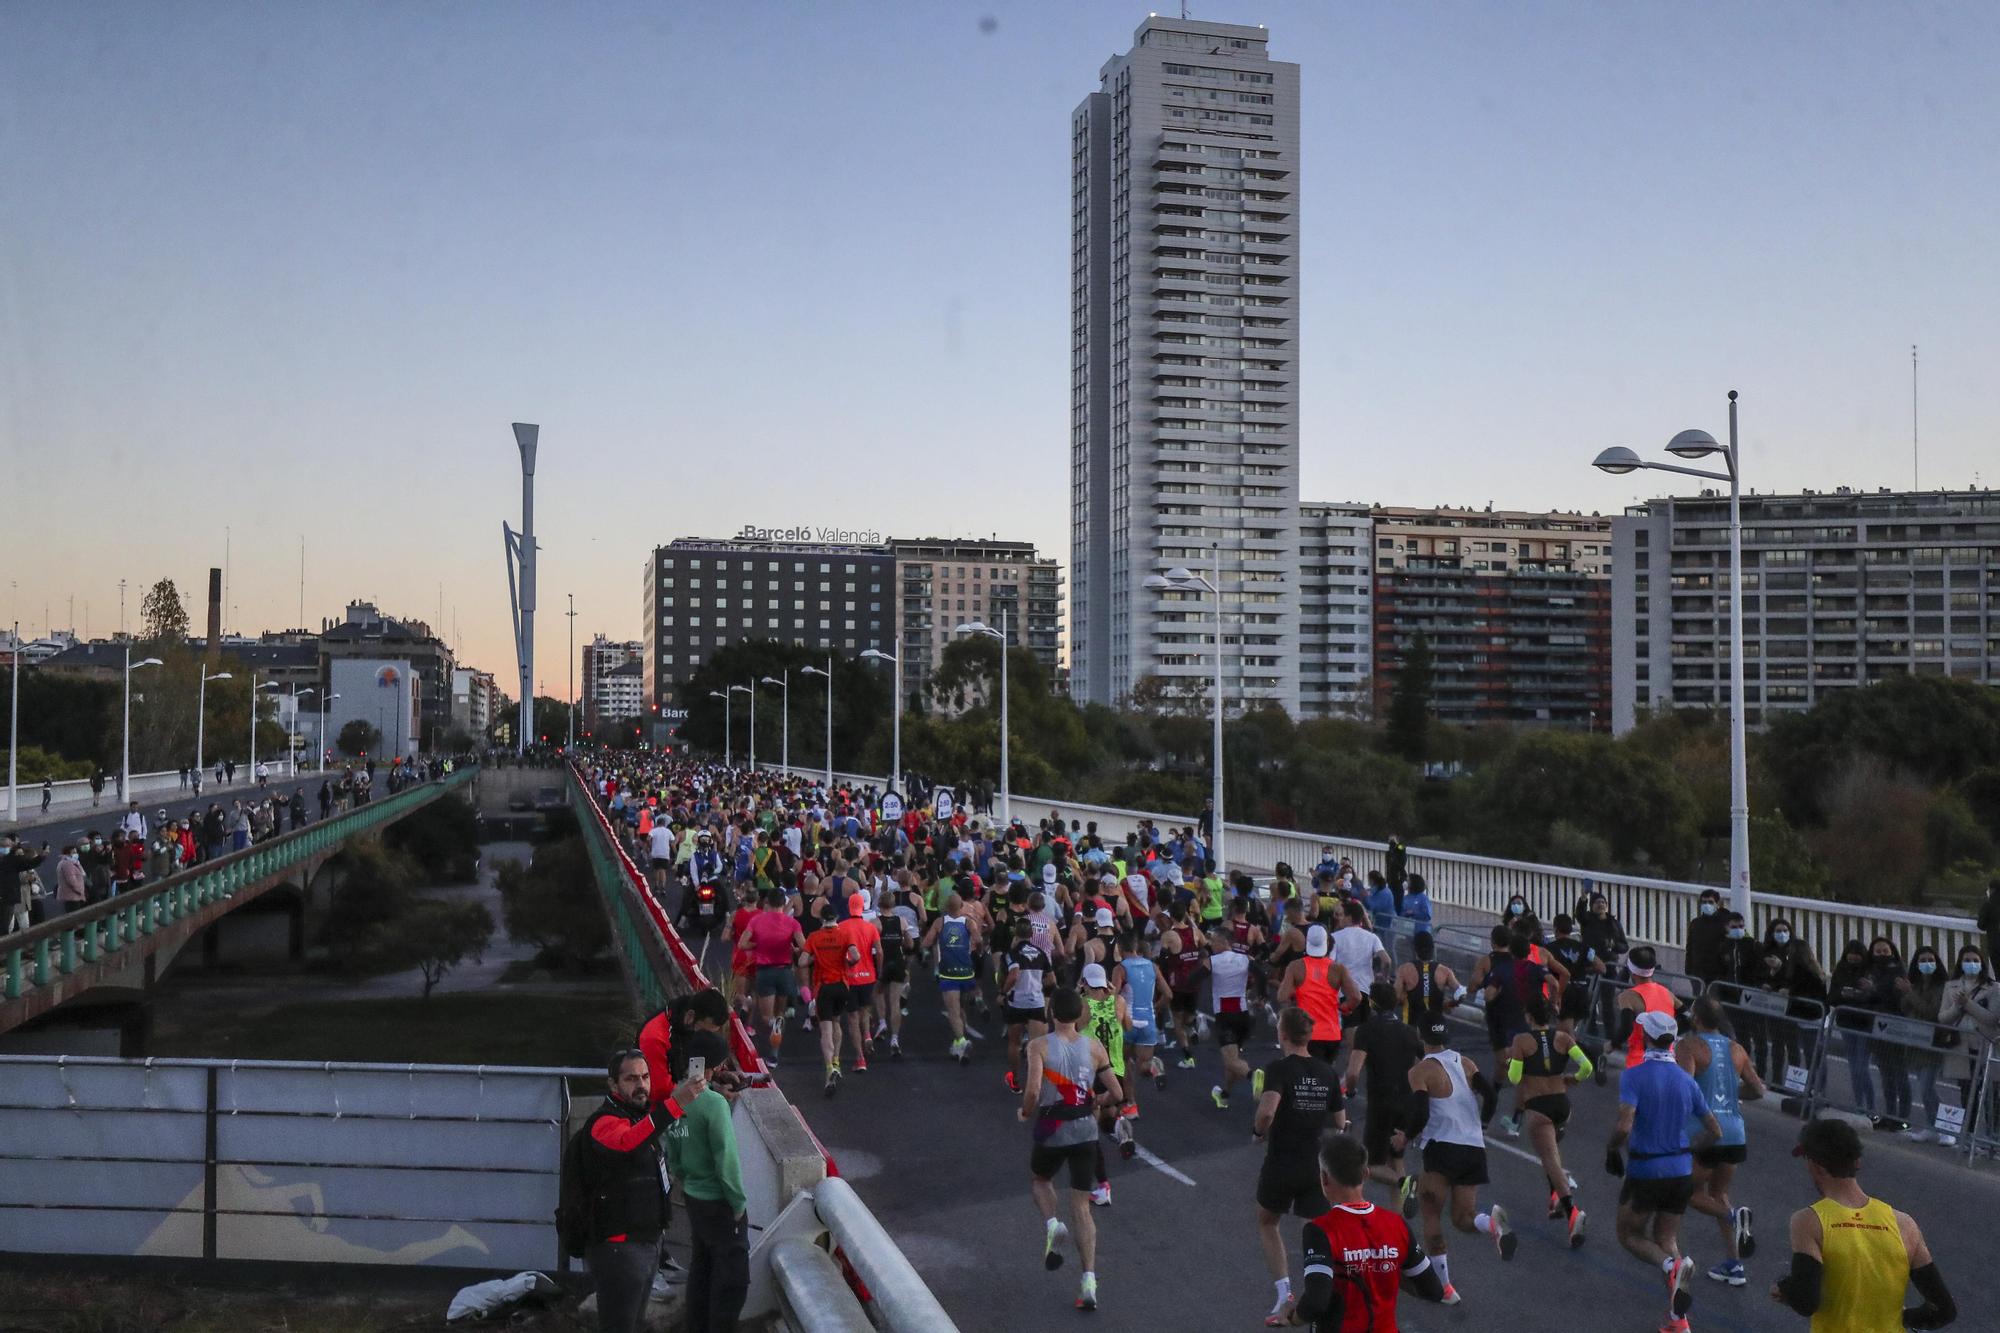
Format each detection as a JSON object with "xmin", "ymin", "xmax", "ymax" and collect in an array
[
  {"xmin": 2, "ymin": 757, "xmax": 270, "ymax": 820},
  {"xmin": 813, "ymin": 770, "xmax": 1981, "ymax": 977},
  {"xmin": 2, "ymin": 767, "xmax": 476, "ymax": 1019}
]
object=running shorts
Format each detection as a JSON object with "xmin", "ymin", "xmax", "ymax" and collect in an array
[
  {"xmin": 1420, "ymin": 1141, "xmax": 1489, "ymax": 1188},
  {"xmin": 1363, "ymin": 1097, "xmax": 1413, "ymax": 1166},
  {"xmin": 1128, "ymin": 1020, "xmax": 1161, "ymax": 1048},
  {"xmin": 1525, "ymin": 1092, "xmax": 1571, "ymax": 1130},
  {"xmin": 938, "ymin": 976, "xmax": 977, "ymax": 994},
  {"xmin": 1213, "ymin": 1010, "xmax": 1254, "ymax": 1048},
  {"xmin": 1030, "ymin": 1140, "xmax": 1098, "ymax": 1192},
  {"xmin": 814, "ymin": 982, "xmax": 850, "ymax": 1022},
  {"xmin": 1693, "ymin": 1142, "xmax": 1747, "ymax": 1167},
  {"xmin": 845, "ymin": 982, "xmax": 876, "ymax": 1012},
  {"xmin": 1620, "ymin": 1174, "xmax": 1695, "ymax": 1214},
  {"xmin": 754, "ymin": 965, "xmax": 797, "ymax": 999},
  {"xmin": 1256, "ymin": 1152, "xmax": 1322, "ymax": 1219},
  {"xmin": 1005, "ymin": 1004, "xmax": 1046, "ymax": 1027},
  {"xmin": 1307, "ymin": 1040, "xmax": 1341, "ymax": 1063}
]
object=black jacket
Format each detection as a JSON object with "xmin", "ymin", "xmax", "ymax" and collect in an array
[
  {"xmin": 582, "ymin": 1097, "xmax": 669, "ymax": 1243},
  {"xmin": 1685, "ymin": 911, "xmax": 1730, "ymax": 981}
]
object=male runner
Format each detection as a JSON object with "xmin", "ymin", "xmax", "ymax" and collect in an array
[
  {"xmin": 804, "ymin": 900, "xmax": 852, "ymax": 1096},
  {"xmin": 738, "ymin": 889, "xmax": 803, "ymax": 1068},
  {"xmin": 1606, "ymin": 1009, "xmax": 1720, "ymax": 1332},
  {"xmin": 1253, "ymin": 1006, "xmax": 1345, "ymax": 1326},
  {"xmin": 1618, "ymin": 944, "xmax": 1681, "ymax": 1068},
  {"xmin": 922, "ymin": 893, "xmax": 982, "ymax": 1065},
  {"xmin": 1284, "ymin": 1133, "xmax": 1448, "ymax": 1331},
  {"xmin": 1112, "ymin": 932, "xmax": 1169, "ymax": 1111},
  {"xmin": 1406, "ymin": 1013, "xmax": 1507, "ymax": 1304},
  {"xmin": 1022, "ymin": 986, "xmax": 1123, "ymax": 1313},
  {"xmin": 1506, "ymin": 989, "xmax": 1593, "ymax": 1247},
  {"xmin": 1344, "ymin": 981, "xmax": 1426, "ymax": 1218},
  {"xmin": 1003, "ymin": 920, "xmax": 1054, "ymax": 1094},
  {"xmin": 1209, "ymin": 928, "xmax": 1255, "ymax": 1110},
  {"xmin": 1079, "ymin": 961, "xmax": 1132, "ymax": 1190},
  {"xmin": 834, "ymin": 891, "xmax": 881, "ymax": 1076},
  {"xmin": 1394, "ymin": 931, "xmax": 1463, "ymax": 1026},
  {"xmin": 1677, "ymin": 993, "xmax": 1765, "ymax": 1286},
  {"xmin": 1278, "ymin": 925, "xmax": 1362, "ymax": 1064},
  {"xmin": 1771, "ymin": 1118, "xmax": 1956, "ymax": 1329},
  {"xmin": 1161, "ymin": 914, "xmax": 1209, "ymax": 1069}
]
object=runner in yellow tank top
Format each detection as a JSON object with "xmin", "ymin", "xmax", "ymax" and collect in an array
[{"xmin": 1772, "ymin": 1120, "xmax": 1956, "ymax": 1332}]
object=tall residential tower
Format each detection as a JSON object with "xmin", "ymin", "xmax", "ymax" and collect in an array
[{"xmin": 1070, "ymin": 17, "xmax": 1302, "ymax": 713}]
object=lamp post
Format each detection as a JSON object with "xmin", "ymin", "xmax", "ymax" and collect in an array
[
  {"xmin": 859, "ymin": 648, "xmax": 900, "ymax": 793},
  {"xmin": 122, "ymin": 647, "xmax": 164, "ymax": 798},
  {"xmin": 761, "ymin": 673, "xmax": 790, "ymax": 774},
  {"xmin": 739, "ymin": 681, "xmax": 757, "ymax": 772},
  {"xmin": 1144, "ymin": 545, "xmax": 1227, "ymax": 872},
  {"xmin": 7, "ymin": 621, "xmax": 18, "ymax": 823},
  {"xmin": 197, "ymin": 665, "xmax": 234, "ymax": 779},
  {"xmin": 954, "ymin": 602, "xmax": 1010, "ymax": 826},
  {"xmin": 566, "ymin": 593, "xmax": 576, "ymax": 751},
  {"xmin": 708, "ymin": 689, "xmax": 733, "ymax": 767},
  {"xmin": 291, "ymin": 688, "xmax": 315, "ymax": 777},
  {"xmin": 1592, "ymin": 390, "xmax": 1750, "ymax": 917},
  {"xmin": 320, "ymin": 692, "xmax": 340, "ymax": 771},
  {"xmin": 800, "ymin": 656, "xmax": 834, "ymax": 789},
  {"xmin": 255, "ymin": 680, "xmax": 280, "ymax": 782}
]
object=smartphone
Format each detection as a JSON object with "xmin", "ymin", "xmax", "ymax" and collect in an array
[{"xmin": 685, "ymin": 1056, "xmax": 706, "ymax": 1083}]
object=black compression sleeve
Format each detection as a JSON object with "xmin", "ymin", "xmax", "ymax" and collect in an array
[
  {"xmin": 1403, "ymin": 1093, "xmax": 1432, "ymax": 1139},
  {"xmin": 1402, "ymin": 1244, "xmax": 1445, "ymax": 1303},
  {"xmin": 1906, "ymin": 1262, "xmax": 1957, "ymax": 1329},
  {"xmin": 1294, "ymin": 1272, "xmax": 1336, "ymax": 1324},
  {"xmin": 1777, "ymin": 1253, "xmax": 1823, "ymax": 1317}
]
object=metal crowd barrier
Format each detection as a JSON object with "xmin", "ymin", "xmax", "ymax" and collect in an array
[
  {"xmin": 1965, "ymin": 1043, "xmax": 2000, "ymax": 1161},
  {"xmin": 1701, "ymin": 981, "xmax": 1829, "ymax": 1103},
  {"xmin": 1808, "ymin": 1005, "xmax": 1970, "ymax": 1139}
]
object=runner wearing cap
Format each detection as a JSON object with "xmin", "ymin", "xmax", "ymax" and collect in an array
[
  {"xmin": 922, "ymin": 893, "xmax": 984, "ymax": 1065},
  {"xmin": 1021, "ymin": 986, "xmax": 1122, "ymax": 1313},
  {"xmin": 1276, "ymin": 925, "xmax": 1362, "ymax": 1064},
  {"xmin": 835, "ymin": 891, "xmax": 882, "ymax": 1077},
  {"xmin": 1079, "ymin": 961, "xmax": 1131, "ymax": 1202},
  {"xmin": 1773, "ymin": 1118, "xmax": 1957, "ymax": 1330},
  {"xmin": 1607, "ymin": 1007, "xmax": 1720, "ymax": 1332},
  {"xmin": 1406, "ymin": 1011, "xmax": 1506, "ymax": 1305}
]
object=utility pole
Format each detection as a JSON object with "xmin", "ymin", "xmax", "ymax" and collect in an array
[
  {"xmin": 1912, "ymin": 344, "xmax": 1920, "ymax": 491},
  {"xmin": 566, "ymin": 594, "xmax": 577, "ymax": 750}
]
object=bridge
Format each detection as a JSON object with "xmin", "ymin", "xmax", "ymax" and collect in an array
[{"xmin": 1, "ymin": 767, "xmax": 476, "ymax": 1038}]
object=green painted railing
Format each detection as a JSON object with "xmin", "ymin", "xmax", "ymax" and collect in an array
[
  {"xmin": 2, "ymin": 767, "xmax": 477, "ymax": 1007},
  {"xmin": 569, "ymin": 778, "xmax": 672, "ymax": 1016}
]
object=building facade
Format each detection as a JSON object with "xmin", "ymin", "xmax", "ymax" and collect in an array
[
  {"xmin": 1612, "ymin": 487, "xmax": 2000, "ymax": 733},
  {"xmin": 889, "ymin": 538, "xmax": 1062, "ymax": 704},
  {"xmin": 1297, "ymin": 502, "xmax": 1374, "ymax": 718},
  {"xmin": 642, "ymin": 539, "xmax": 897, "ymax": 744},
  {"xmin": 581, "ymin": 634, "xmax": 644, "ymax": 732},
  {"xmin": 1070, "ymin": 16, "xmax": 1302, "ymax": 714},
  {"xmin": 1371, "ymin": 507, "xmax": 1614, "ymax": 730},
  {"xmin": 326, "ymin": 658, "xmax": 422, "ymax": 759},
  {"xmin": 317, "ymin": 602, "xmax": 456, "ymax": 751},
  {"xmin": 450, "ymin": 668, "xmax": 498, "ymax": 740}
]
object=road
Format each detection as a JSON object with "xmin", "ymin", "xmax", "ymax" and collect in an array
[
  {"xmin": 763, "ymin": 948, "xmax": 2000, "ymax": 1332},
  {"xmin": 5, "ymin": 768, "xmax": 367, "ymax": 851}
]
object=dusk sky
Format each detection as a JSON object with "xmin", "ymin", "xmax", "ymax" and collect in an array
[{"xmin": 6, "ymin": 1, "xmax": 1997, "ymax": 698}]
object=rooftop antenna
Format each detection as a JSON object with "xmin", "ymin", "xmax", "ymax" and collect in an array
[{"xmin": 1911, "ymin": 344, "xmax": 1920, "ymax": 490}]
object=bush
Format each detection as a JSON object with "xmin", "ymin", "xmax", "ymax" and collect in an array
[
  {"xmin": 383, "ymin": 793, "xmax": 480, "ymax": 882},
  {"xmin": 320, "ymin": 842, "xmax": 421, "ymax": 963},
  {"xmin": 0, "ymin": 746, "xmax": 94, "ymax": 783},
  {"xmin": 363, "ymin": 898, "xmax": 495, "ymax": 998},
  {"xmin": 496, "ymin": 836, "xmax": 610, "ymax": 971}
]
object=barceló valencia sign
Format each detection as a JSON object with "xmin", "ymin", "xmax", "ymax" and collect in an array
[{"xmin": 734, "ymin": 523, "xmax": 884, "ymax": 544}]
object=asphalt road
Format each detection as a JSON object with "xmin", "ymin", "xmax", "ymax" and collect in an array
[
  {"xmin": 761, "ymin": 951, "xmax": 2000, "ymax": 1333},
  {"xmin": 6, "ymin": 769, "xmax": 365, "ymax": 851}
]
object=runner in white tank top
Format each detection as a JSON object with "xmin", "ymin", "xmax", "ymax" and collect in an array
[
  {"xmin": 1207, "ymin": 930, "xmax": 1256, "ymax": 1110},
  {"xmin": 1407, "ymin": 1014, "xmax": 1512, "ymax": 1302}
]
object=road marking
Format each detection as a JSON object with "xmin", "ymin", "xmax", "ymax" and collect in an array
[
  {"xmin": 938, "ymin": 1012, "xmax": 987, "ymax": 1040},
  {"xmin": 1132, "ymin": 1144, "xmax": 1197, "ymax": 1186},
  {"xmin": 1483, "ymin": 1134, "xmax": 1550, "ymax": 1168}
]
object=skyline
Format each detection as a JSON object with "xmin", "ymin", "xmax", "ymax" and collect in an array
[{"xmin": 6, "ymin": 1, "xmax": 1998, "ymax": 700}]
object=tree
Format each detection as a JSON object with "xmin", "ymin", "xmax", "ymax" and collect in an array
[
  {"xmin": 382, "ymin": 793, "xmax": 480, "ymax": 882},
  {"xmin": 1385, "ymin": 633, "xmax": 1434, "ymax": 763},
  {"xmin": 496, "ymin": 833, "xmax": 611, "ymax": 970},
  {"xmin": 337, "ymin": 719, "xmax": 381, "ymax": 757},
  {"xmin": 369, "ymin": 898, "xmax": 495, "ymax": 998},
  {"xmin": 320, "ymin": 841, "xmax": 420, "ymax": 963},
  {"xmin": 140, "ymin": 578, "xmax": 190, "ymax": 644}
]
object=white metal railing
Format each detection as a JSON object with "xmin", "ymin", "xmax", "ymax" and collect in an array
[
  {"xmin": 1, "ymin": 758, "xmax": 274, "ymax": 820},
  {"xmin": 812, "ymin": 771, "xmax": 1981, "ymax": 975}
]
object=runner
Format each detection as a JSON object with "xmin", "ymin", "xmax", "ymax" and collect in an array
[
  {"xmin": 738, "ymin": 889, "xmax": 804, "ymax": 1068},
  {"xmin": 1277, "ymin": 925, "xmax": 1362, "ymax": 1066},
  {"xmin": 1343, "ymin": 981, "xmax": 1427, "ymax": 1219},
  {"xmin": 873, "ymin": 880, "xmax": 921, "ymax": 1058},
  {"xmin": 1079, "ymin": 961, "xmax": 1131, "ymax": 1193},
  {"xmin": 804, "ymin": 899, "xmax": 852, "ymax": 1097},
  {"xmin": 1676, "ymin": 993, "xmax": 1766, "ymax": 1287},
  {"xmin": 1618, "ymin": 944, "xmax": 1681, "ymax": 1068},
  {"xmin": 1606, "ymin": 1009, "xmax": 1720, "ymax": 1333},
  {"xmin": 1112, "ymin": 931, "xmax": 1169, "ymax": 1112},
  {"xmin": 835, "ymin": 891, "xmax": 882, "ymax": 1077},
  {"xmin": 1505, "ymin": 989, "xmax": 1593, "ymax": 1247},
  {"xmin": 1771, "ymin": 1118, "xmax": 1957, "ymax": 1329},
  {"xmin": 1407, "ymin": 1013, "xmax": 1507, "ymax": 1304},
  {"xmin": 1282, "ymin": 1133, "xmax": 1448, "ymax": 1330},
  {"xmin": 1022, "ymin": 986, "xmax": 1123, "ymax": 1313},
  {"xmin": 1162, "ymin": 914, "xmax": 1209, "ymax": 1069},
  {"xmin": 1252, "ymin": 1006, "xmax": 1345, "ymax": 1327},
  {"xmin": 1003, "ymin": 919, "xmax": 1054, "ymax": 1094},
  {"xmin": 922, "ymin": 893, "xmax": 983, "ymax": 1065},
  {"xmin": 1209, "ymin": 927, "xmax": 1255, "ymax": 1110},
  {"xmin": 1394, "ymin": 931, "xmax": 1463, "ymax": 1027}
]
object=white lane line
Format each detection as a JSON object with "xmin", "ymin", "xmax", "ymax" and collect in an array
[
  {"xmin": 1483, "ymin": 1134, "xmax": 1550, "ymax": 1167},
  {"xmin": 937, "ymin": 1013, "xmax": 987, "ymax": 1040},
  {"xmin": 1133, "ymin": 1144, "xmax": 1197, "ymax": 1186}
]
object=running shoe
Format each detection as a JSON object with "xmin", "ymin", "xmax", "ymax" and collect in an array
[
  {"xmin": 1263, "ymin": 1312, "xmax": 1289, "ymax": 1329},
  {"xmin": 1252, "ymin": 1067, "xmax": 1266, "ymax": 1098},
  {"xmin": 1398, "ymin": 1174, "xmax": 1419, "ymax": 1218},
  {"xmin": 854, "ymin": 1055, "xmax": 868, "ymax": 1074},
  {"xmin": 873, "ymin": 1019, "xmax": 889, "ymax": 1041},
  {"xmin": 1500, "ymin": 1113, "xmax": 1523, "ymax": 1138},
  {"xmin": 1734, "ymin": 1205, "xmax": 1754, "ymax": 1260},
  {"xmin": 1152, "ymin": 1056, "xmax": 1167, "ymax": 1090},
  {"xmin": 1548, "ymin": 1188, "xmax": 1563, "ymax": 1220},
  {"xmin": 1437, "ymin": 1283, "xmax": 1461, "ymax": 1307},
  {"xmin": 890, "ymin": 1036, "xmax": 903, "ymax": 1060},
  {"xmin": 1089, "ymin": 1181, "xmax": 1112, "ymax": 1207},
  {"xmin": 1043, "ymin": 1219, "xmax": 1069, "ymax": 1271},
  {"xmin": 1657, "ymin": 1320, "xmax": 1689, "ymax": 1333},
  {"xmin": 1210, "ymin": 1085, "xmax": 1230, "ymax": 1111},
  {"xmin": 1667, "ymin": 1255, "xmax": 1695, "ymax": 1317},
  {"xmin": 1707, "ymin": 1258, "xmax": 1746, "ymax": 1286},
  {"xmin": 1490, "ymin": 1203, "xmax": 1517, "ymax": 1260},
  {"xmin": 1076, "ymin": 1273, "xmax": 1098, "ymax": 1311},
  {"xmin": 1567, "ymin": 1207, "xmax": 1586, "ymax": 1249},
  {"xmin": 823, "ymin": 1070, "xmax": 839, "ymax": 1099},
  {"xmin": 1120, "ymin": 1102, "xmax": 1139, "ymax": 1120},
  {"xmin": 1113, "ymin": 1116, "xmax": 1136, "ymax": 1160},
  {"xmin": 1006, "ymin": 1071, "xmax": 1021, "ymax": 1094},
  {"xmin": 1177, "ymin": 1054, "xmax": 1197, "ymax": 1070}
]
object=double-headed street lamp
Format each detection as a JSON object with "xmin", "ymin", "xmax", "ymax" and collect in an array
[
  {"xmin": 254, "ymin": 679, "xmax": 281, "ymax": 781},
  {"xmin": 954, "ymin": 603, "xmax": 1011, "ymax": 827},
  {"xmin": 708, "ymin": 690, "xmax": 734, "ymax": 767},
  {"xmin": 760, "ymin": 673, "xmax": 790, "ymax": 774},
  {"xmin": 196, "ymin": 665, "xmax": 234, "ymax": 778},
  {"xmin": 730, "ymin": 682, "xmax": 755, "ymax": 771},
  {"xmin": 800, "ymin": 657, "xmax": 834, "ymax": 789},
  {"xmin": 122, "ymin": 647, "xmax": 164, "ymax": 798},
  {"xmin": 319, "ymin": 692, "xmax": 340, "ymax": 771},
  {"xmin": 1145, "ymin": 546, "xmax": 1227, "ymax": 873},
  {"xmin": 859, "ymin": 648, "xmax": 900, "ymax": 794},
  {"xmin": 1592, "ymin": 390, "xmax": 1750, "ymax": 917},
  {"xmin": 291, "ymin": 688, "xmax": 316, "ymax": 777}
]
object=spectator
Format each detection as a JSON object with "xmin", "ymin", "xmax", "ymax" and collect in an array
[
  {"xmin": 1899, "ymin": 945, "xmax": 1949, "ymax": 1142},
  {"xmin": 666, "ymin": 1026, "xmax": 749, "ymax": 1333},
  {"xmin": 1384, "ymin": 835, "xmax": 1407, "ymax": 892},
  {"xmin": 1827, "ymin": 940, "xmax": 1879, "ymax": 1119},
  {"xmin": 89, "ymin": 769, "xmax": 104, "ymax": 808},
  {"xmin": 55, "ymin": 845, "xmax": 86, "ymax": 914},
  {"xmin": 40, "ymin": 778, "xmax": 51, "ymax": 814},
  {"xmin": 1683, "ymin": 887, "xmax": 1727, "ymax": 984},
  {"xmin": 118, "ymin": 800, "xmax": 148, "ymax": 840},
  {"xmin": 1940, "ymin": 947, "xmax": 2000, "ymax": 1140},
  {"xmin": 580, "ymin": 1048, "xmax": 705, "ymax": 1333},
  {"xmin": 319, "ymin": 780, "xmax": 333, "ymax": 820},
  {"xmin": 1397, "ymin": 872, "xmax": 1433, "ymax": 935},
  {"xmin": 1980, "ymin": 880, "xmax": 2000, "ymax": 973},
  {"xmin": 289, "ymin": 788, "xmax": 306, "ymax": 828},
  {"xmin": 1863, "ymin": 937, "xmax": 1911, "ymax": 1130}
]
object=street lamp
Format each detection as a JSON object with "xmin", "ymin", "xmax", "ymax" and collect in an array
[
  {"xmin": 736, "ymin": 681, "xmax": 757, "ymax": 772},
  {"xmin": 197, "ymin": 666, "xmax": 234, "ymax": 779},
  {"xmin": 800, "ymin": 656, "xmax": 834, "ymax": 789},
  {"xmin": 761, "ymin": 673, "xmax": 790, "ymax": 774},
  {"xmin": 860, "ymin": 648, "xmax": 900, "ymax": 794},
  {"xmin": 291, "ymin": 688, "xmax": 315, "ymax": 777},
  {"xmin": 1592, "ymin": 390, "xmax": 1750, "ymax": 917},
  {"xmin": 122, "ymin": 648, "xmax": 164, "ymax": 798},
  {"xmin": 954, "ymin": 603, "xmax": 1010, "ymax": 826},
  {"xmin": 7, "ymin": 621, "xmax": 19, "ymax": 823},
  {"xmin": 255, "ymin": 680, "xmax": 280, "ymax": 782},
  {"xmin": 708, "ymin": 689, "xmax": 734, "ymax": 767},
  {"xmin": 1145, "ymin": 545, "xmax": 1227, "ymax": 873},
  {"xmin": 320, "ymin": 692, "xmax": 340, "ymax": 771}
]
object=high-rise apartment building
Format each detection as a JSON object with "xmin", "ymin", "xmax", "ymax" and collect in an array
[
  {"xmin": 1297, "ymin": 502, "xmax": 1374, "ymax": 717},
  {"xmin": 1611, "ymin": 486, "xmax": 2000, "ymax": 733},
  {"xmin": 1070, "ymin": 17, "xmax": 1302, "ymax": 715},
  {"xmin": 1371, "ymin": 507, "xmax": 1614, "ymax": 730},
  {"xmin": 889, "ymin": 539, "xmax": 1062, "ymax": 704},
  {"xmin": 581, "ymin": 634, "xmax": 643, "ymax": 732}
]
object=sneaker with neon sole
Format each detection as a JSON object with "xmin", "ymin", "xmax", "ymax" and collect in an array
[
  {"xmin": 1043, "ymin": 1219, "xmax": 1068, "ymax": 1271},
  {"xmin": 1076, "ymin": 1273, "xmax": 1098, "ymax": 1311},
  {"xmin": 1667, "ymin": 1256, "xmax": 1695, "ymax": 1317}
]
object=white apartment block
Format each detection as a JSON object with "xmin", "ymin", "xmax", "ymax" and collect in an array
[
  {"xmin": 1070, "ymin": 17, "xmax": 1302, "ymax": 715},
  {"xmin": 1297, "ymin": 503, "xmax": 1374, "ymax": 717}
]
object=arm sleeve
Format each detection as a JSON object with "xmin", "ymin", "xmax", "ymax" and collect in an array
[
  {"xmin": 1906, "ymin": 1262, "xmax": 1957, "ymax": 1329},
  {"xmin": 1294, "ymin": 1221, "xmax": 1341, "ymax": 1325},
  {"xmin": 1403, "ymin": 1092, "xmax": 1432, "ymax": 1139},
  {"xmin": 1401, "ymin": 1232, "xmax": 1445, "ymax": 1302},
  {"xmin": 1776, "ymin": 1253, "xmax": 1823, "ymax": 1317},
  {"xmin": 1568, "ymin": 1045, "xmax": 1595, "ymax": 1080},
  {"xmin": 1506, "ymin": 1058, "xmax": 1525, "ymax": 1085}
]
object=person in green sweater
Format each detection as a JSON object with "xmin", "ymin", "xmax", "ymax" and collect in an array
[{"xmin": 665, "ymin": 1031, "xmax": 748, "ymax": 1333}]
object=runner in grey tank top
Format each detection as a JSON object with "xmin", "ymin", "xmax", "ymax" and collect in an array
[{"xmin": 1037, "ymin": 1031, "xmax": 1099, "ymax": 1147}]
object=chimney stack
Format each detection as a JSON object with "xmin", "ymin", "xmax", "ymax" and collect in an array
[{"xmin": 206, "ymin": 568, "xmax": 223, "ymax": 660}]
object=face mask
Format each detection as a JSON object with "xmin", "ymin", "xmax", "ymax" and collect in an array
[
  {"xmin": 1918, "ymin": 961, "xmax": 1937, "ymax": 976},
  {"xmin": 1773, "ymin": 930, "xmax": 1790, "ymax": 945},
  {"xmin": 1966, "ymin": 961, "xmax": 1984, "ymax": 978},
  {"xmin": 1872, "ymin": 954, "xmax": 1893, "ymax": 965},
  {"xmin": 1726, "ymin": 928, "xmax": 1745, "ymax": 940},
  {"xmin": 1700, "ymin": 903, "xmax": 1716, "ymax": 916},
  {"xmin": 1509, "ymin": 901, "xmax": 1525, "ymax": 913}
]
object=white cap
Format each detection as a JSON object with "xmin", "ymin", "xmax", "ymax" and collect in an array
[
  {"xmin": 1081, "ymin": 962, "xmax": 1108, "ymax": 989},
  {"xmin": 1093, "ymin": 907, "xmax": 1115, "ymax": 928},
  {"xmin": 1305, "ymin": 924, "xmax": 1330, "ymax": 957},
  {"xmin": 1636, "ymin": 1010, "xmax": 1679, "ymax": 1042},
  {"xmin": 1042, "ymin": 863, "xmax": 1057, "ymax": 883}
]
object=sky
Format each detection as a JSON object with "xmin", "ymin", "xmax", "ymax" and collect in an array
[{"xmin": 5, "ymin": 1, "xmax": 1998, "ymax": 698}]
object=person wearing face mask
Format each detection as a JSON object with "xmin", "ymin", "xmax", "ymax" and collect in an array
[
  {"xmin": 1827, "ymin": 941, "xmax": 1881, "ymax": 1120},
  {"xmin": 1898, "ymin": 947, "xmax": 1949, "ymax": 1142},
  {"xmin": 1939, "ymin": 947, "xmax": 2000, "ymax": 1139},
  {"xmin": 1759, "ymin": 919, "xmax": 1826, "ymax": 1088},
  {"xmin": 1580, "ymin": 894, "xmax": 1629, "ymax": 1052},
  {"xmin": 1684, "ymin": 889, "xmax": 1728, "ymax": 986},
  {"xmin": 1863, "ymin": 937, "xmax": 1912, "ymax": 1131}
]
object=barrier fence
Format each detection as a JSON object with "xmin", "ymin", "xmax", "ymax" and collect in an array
[{"xmin": 1702, "ymin": 981, "xmax": 1828, "ymax": 1103}]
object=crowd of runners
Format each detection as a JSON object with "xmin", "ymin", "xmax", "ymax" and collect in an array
[{"xmin": 585, "ymin": 753, "xmax": 1960, "ymax": 1331}]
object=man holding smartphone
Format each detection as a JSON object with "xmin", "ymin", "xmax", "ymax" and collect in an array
[{"xmin": 666, "ymin": 1028, "xmax": 749, "ymax": 1333}]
